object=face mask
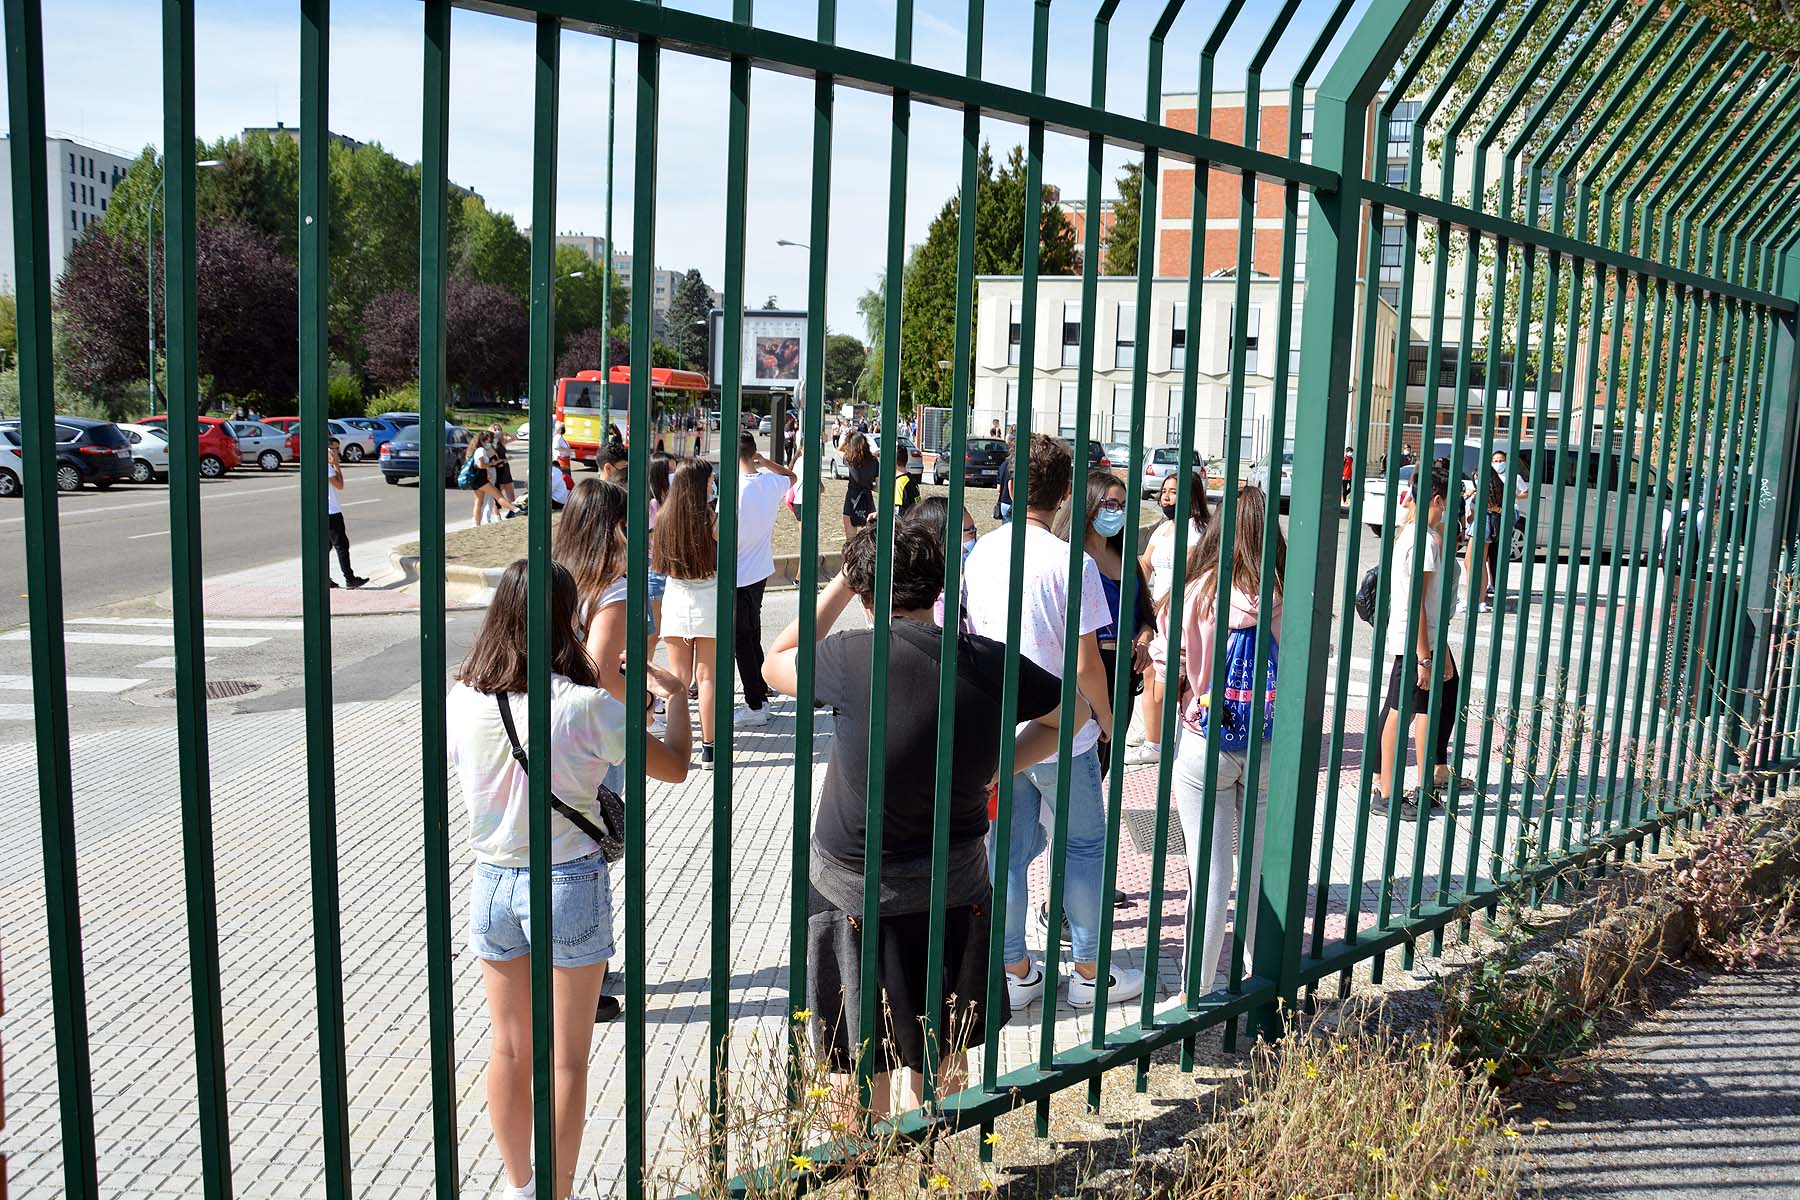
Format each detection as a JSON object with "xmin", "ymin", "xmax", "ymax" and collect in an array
[
  {"xmin": 708, "ymin": 484, "xmax": 719, "ymax": 508},
  {"xmin": 961, "ymin": 536, "xmax": 978, "ymax": 562},
  {"xmin": 1093, "ymin": 509, "xmax": 1126, "ymax": 538},
  {"xmin": 1159, "ymin": 501, "xmax": 1178, "ymax": 521}
]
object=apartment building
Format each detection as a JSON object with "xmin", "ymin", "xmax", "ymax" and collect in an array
[{"xmin": 0, "ymin": 134, "xmax": 136, "ymax": 294}]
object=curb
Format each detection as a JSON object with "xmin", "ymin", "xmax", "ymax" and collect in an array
[{"xmin": 389, "ymin": 547, "xmax": 843, "ymax": 595}]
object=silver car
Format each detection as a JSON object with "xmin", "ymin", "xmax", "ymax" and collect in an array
[
  {"xmin": 117, "ymin": 422, "xmax": 172, "ymax": 483},
  {"xmin": 227, "ymin": 420, "xmax": 293, "ymax": 471},
  {"xmin": 327, "ymin": 419, "xmax": 380, "ymax": 463},
  {"xmin": 0, "ymin": 425, "xmax": 21, "ymax": 498}
]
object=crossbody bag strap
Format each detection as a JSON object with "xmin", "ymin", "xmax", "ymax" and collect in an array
[{"xmin": 495, "ymin": 692, "xmax": 611, "ymax": 847}]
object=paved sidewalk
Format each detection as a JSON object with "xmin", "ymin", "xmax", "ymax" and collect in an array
[{"xmin": 1524, "ymin": 962, "xmax": 1800, "ymax": 1199}]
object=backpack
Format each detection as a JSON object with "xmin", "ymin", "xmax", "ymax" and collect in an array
[
  {"xmin": 1354, "ymin": 565, "xmax": 1380, "ymax": 625},
  {"xmin": 456, "ymin": 455, "xmax": 478, "ymax": 489},
  {"xmin": 1197, "ymin": 628, "xmax": 1277, "ymax": 751}
]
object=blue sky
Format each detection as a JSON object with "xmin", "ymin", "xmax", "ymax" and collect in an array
[{"xmin": 8, "ymin": 0, "xmax": 1365, "ymax": 334}]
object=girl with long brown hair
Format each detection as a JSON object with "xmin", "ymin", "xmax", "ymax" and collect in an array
[
  {"xmin": 1135, "ymin": 468, "xmax": 1212, "ymax": 765},
  {"xmin": 1168, "ymin": 485, "xmax": 1284, "ymax": 996},
  {"xmin": 466, "ymin": 430, "xmax": 521, "ymax": 526},
  {"xmin": 652, "ymin": 456, "xmax": 722, "ymax": 767},
  {"xmin": 839, "ymin": 430, "xmax": 877, "ymax": 539},
  {"xmin": 448, "ymin": 560, "xmax": 690, "ymax": 1200}
]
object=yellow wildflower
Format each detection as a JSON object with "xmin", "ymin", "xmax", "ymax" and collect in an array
[
  {"xmin": 1303, "ymin": 1062, "xmax": 1319, "ymax": 1080},
  {"xmin": 1483, "ymin": 1057, "xmax": 1500, "ymax": 1074},
  {"xmin": 1366, "ymin": 1146, "xmax": 1386, "ymax": 1162},
  {"xmin": 984, "ymin": 1132, "xmax": 1003, "ymax": 1147},
  {"xmin": 1475, "ymin": 1166, "xmax": 1490, "ymax": 1179},
  {"xmin": 792, "ymin": 1008, "xmax": 813, "ymax": 1022},
  {"xmin": 927, "ymin": 1173, "xmax": 951, "ymax": 1191},
  {"xmin": 1502, "ymin": 1126, "xmax": 1521, "ymax": 1140},
  {"xmin": 789, "ymin": 1155, "xmax": 813, "ymax": 1173}
]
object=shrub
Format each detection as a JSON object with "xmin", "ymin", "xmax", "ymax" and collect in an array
[
  {"xmin": 373, "ymin": 381, "xmax": 421, "ymax": 414},
  {"xmin": 327, "ymin": 371, "xmax": 366, "ymax": 419},
  {"xmin": 1669, "ymin": 813, "xmax": 1799, "ymax": 970}
]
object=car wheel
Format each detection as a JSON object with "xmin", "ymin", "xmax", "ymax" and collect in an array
[
  {"xmin": 131, "ymin": 458, "xmax": 156, "ymax": 484},
  {"xmin": 0, "ymin": 468, "xmax": 18, "ymax": 497},
  {"xmin": 56, "ymin": 463, "xmax": 82, "ymax": 492},
  {"xmin": 198, "ymin": 455, "xmax": 225, "ymax": 479},
  {"xmin": 385, "ymin": 474, "xmax": 401, "ymax": 486},
  {"xmin": 258, "ymin": 450, "xmax": 283, "ymax": 471},
  {"xmin": 343, "ymin": 443, "xmax": 366, "ymax": 463},
  {"xmin": 1510, "ymin": 522, "xmax": 1527, "ymax": 563}
]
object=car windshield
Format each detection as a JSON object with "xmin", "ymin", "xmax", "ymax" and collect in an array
[
  {"xmin": 84, "ymin": 422, "xmax": 129, "ymax": 447},
  {"xmin": 969, "ymin": 439, "xmax": 1006, "ymax": 453}
]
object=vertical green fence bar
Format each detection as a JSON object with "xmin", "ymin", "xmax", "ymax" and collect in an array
[
  {"xmin": 710, "ymin": 0, "xmax": 751, "ymax": 1161},
  {"xmin": 922, "ymin": 0, "xmax": 978, "ymax": 1112},
  {"xmin": 160, "ymin": 0, "xmax": 233, "ymax": 1193},
  {"xmin": 624, "ymin": 20, "xmax": 661, "ymax": 1199},
  {"xmin": 419, "ymin": 2, "xmax": 458, "ymax": 1194},
  {"xmin": 601, "ymin": 39, "xmax": 616, "ymax": 397},
  {"xmin": 3, "ymin": 0, "xmax": 98, "ymax": 1193},
  {"xmin": 524, "ymin": 15, "xmax": 560, "ymax": 1197},
  {"xmin": 790, "ymin": 0, "xmax": 834, "ymax": 1102},
  {"xmin": 860, "ymin": 0, "xmax": 911, "ymax": 1113},
  {"xmin": 1747, "ymin": 260, "xmax": 1800, "ymax": 784},
  {"xmin": 297, "ymin": 2, "xmax": 353, "ymax": 1193}
]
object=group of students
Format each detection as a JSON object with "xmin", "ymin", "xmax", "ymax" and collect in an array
[{"xmin": 442, "ymin": 424, "xmax": 1478, "ymax": 1200}]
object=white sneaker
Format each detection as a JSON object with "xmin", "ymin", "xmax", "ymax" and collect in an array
[
  {"xmin": 1123, "ymin": 742, "xmax": 1161, "ymax": 767},
  {"xmin": 648, "ymin": 712, "xmax": 667, "ymax": 736},
  {"xmin": 506, "ymin": 1176, "xmax": 537, "ymax": 1200},
  {"xmin": 1066, "ymin": 965, "xmax": 1144, "ymax": 1008},
  {"xmin": 734, "ymin": 703, "xmax": 771, "ymax": 727},
  {"xmin": 1004, "ymin": 961, "xmax": 1046, "ymax": 1009}
]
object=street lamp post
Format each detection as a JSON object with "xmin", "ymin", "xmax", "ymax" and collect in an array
[
  {"xmin": 601, "ymin": 38, "xmax": 617, "ymax": 432},
  {"xmin": 149, "ymin": 158, "xmax": 221, "ymax": 416}
]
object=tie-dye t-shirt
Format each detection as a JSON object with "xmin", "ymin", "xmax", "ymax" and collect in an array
[{"xmin": 448, "ymin": 675, "xmax": 626, "ymax": 867}]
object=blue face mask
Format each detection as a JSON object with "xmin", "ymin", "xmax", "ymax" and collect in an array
[
  {"xmin": 1093, "ymin": 509, "xmax": 1126, "ymax": 538},
  {"xmin": 961, "ymin": 536, "xmax": 978, "ymax": 562},
  {"xmin": 708, "ymin": 483, "xmax": 719, "ymax": 508}
]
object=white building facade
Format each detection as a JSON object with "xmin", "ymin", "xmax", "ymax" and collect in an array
[
  {"xmin": 0, "ymin": 135, "xmax": 137, "ymax": 294},
  {"xmin": 971, "ymin": 274, "xmax": 1398, "ymax": 468}
]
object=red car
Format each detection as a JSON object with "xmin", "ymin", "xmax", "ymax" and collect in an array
[
  {"xmin": 263, "ymin": 415, "xmax": 303, "ymax": 462},
  {"xmin": 135, "ymin": 415, "xmax": 243, "ymax": 477}
]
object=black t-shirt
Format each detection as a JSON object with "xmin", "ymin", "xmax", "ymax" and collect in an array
[
  {"xmin": 843, "ymin": 458, "xmax": 879, "ymax": 516},
  {"xmin": 813, "ymin": 618, "xmax": 1061, "ymax": 863}
]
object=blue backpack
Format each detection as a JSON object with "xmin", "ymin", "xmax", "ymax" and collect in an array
[{"xmin": 1200, "ymin": 627, "xmax": 1277, "ymax": 751}]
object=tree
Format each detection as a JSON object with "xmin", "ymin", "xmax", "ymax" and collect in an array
[
  {"xmin": 896, "ymin": 141, "xmax": 1080, "ymax": 408},
  {"xmin": 363, "ymin": 277, "xmax": 529, "ymax": 401},
  {"xmin": 823, "ymin": 333, "xmax": 866, "ymax": 399},
  {"xmin": 556, "ymin": 324, "xmax": 628, "ymax": 382},
  {"xmin": 57, "ymin": 227, "xmax": 151, "ymax": 395},
  {"xmin": 453, "ymin": 196, "xmax": 531, "ymax": 299},
  {"xmin": 855, "ymin": 279, "xmax": 885, "ymax": 406},
  {"xmin": 0, "ymin": 293, "xmax": 16, "ymax": 363},
  {"xmin": 667, "ymin": 268, "xmax": 713, "ymax": 373},
  {"xmin": 1102, "ymin": 162, "xmax": 1142, "ymax": 275}
]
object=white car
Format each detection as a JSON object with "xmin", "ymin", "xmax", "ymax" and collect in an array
[
  {"xmin": 227, "ymin": 420, "xmax": 293, "ymax": 471},
  {"xmin": 117, "ymin": 422, "xmax": 172, "ymax": 483},
  {"xmin": 1249, "ymin": 451, "xmax": 1294, "ymax": 507},
  {"xmin": 326, "ymin": 419, "xmax": 380, "ymax": 463},
  {"xmin": 0, "ymin": 425, "xmax": 21, "ymax": 497}
]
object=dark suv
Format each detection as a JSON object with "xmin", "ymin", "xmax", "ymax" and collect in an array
[
  {"xmin": 0, "ymin": 416, "xmax": 135, "ymax": 492},
  {"xmin": 380, "ymin": 422, "xmax": 469, "ymax": 486},
  {"xmin": 932, "ymin": 437, "xmax": 1009, "ymax": 487}
]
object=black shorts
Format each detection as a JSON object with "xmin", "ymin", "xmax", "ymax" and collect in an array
[{"xmin": 1380, "ymin": 653, "xmax": 1459, "ymax": 765}]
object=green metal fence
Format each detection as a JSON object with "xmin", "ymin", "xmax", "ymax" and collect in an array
[{"xmin": 7, "ymin": 0, "xmax": 1800, "ymax": 1196}]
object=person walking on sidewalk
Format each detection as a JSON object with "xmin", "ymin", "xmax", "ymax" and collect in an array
[
  {"xmin": 449, "ymin": 560, "xmax": 690, "ymax": 1200},
  {"xmin": 762, "ymin": 522, "xmax": 1065, "ymax": 1112},
  {"xmin": 326, "ymin": 437, "xmax": 368, "ymax": 589},
  {"xmin": 1170, "ymin": 485, "xmax": 1282, "ymax": 995},
  {"xmin": 839, "ymin": 430, "xmax": 877, "ymax": 539},
  {"xmin": 1134, "ymin": 470, "xmax": 1211, "ymax": 765},
  {"xmin": 653, "ymin": 458, "xmax": 723, "ymax": 769},
  {"xmin": 730, "ymin": 432, "xmax": 795, "ymax": 728},
  {"xmin": 961, "ymin": 433, "xmax": 1144, "ymax": 1011}
]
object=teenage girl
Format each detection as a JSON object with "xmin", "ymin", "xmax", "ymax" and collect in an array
[{"xmin": 652, "ymin": 458, "xmax": 722, "ymax": 768}]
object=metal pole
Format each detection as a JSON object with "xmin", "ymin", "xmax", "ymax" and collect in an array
[
  {"xmin": 148, "ymin": 196, "xmax": 157, "ymax": 415},
  {"xmin": 602, "ymin": 37, "xmax": 616, "ymax": 433}
]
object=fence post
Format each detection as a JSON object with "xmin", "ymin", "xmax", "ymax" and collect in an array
[{"xmin": 1252, "ymin": 0, "xmax": 1429, "ymax": 1038}]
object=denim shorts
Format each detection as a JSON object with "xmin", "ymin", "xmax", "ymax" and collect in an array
[
  {"xmin": 468, "ymin": 852, "xmax": 615, "ymax": 968},
  {"xmin": 647, "ymin": 570, "xmax": 668, "ymax": 602}
]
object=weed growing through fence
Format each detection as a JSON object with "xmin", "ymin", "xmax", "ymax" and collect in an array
[
  {"xmin": 1175, "ymin": 1013, "xmax": 1527, "ymax": 1200},
  {"xmin": 1668, "ymin": 812, "xmax": 1800, "ymax": 970}
]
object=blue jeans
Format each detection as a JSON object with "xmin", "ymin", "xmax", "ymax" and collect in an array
[{"xmin": 989, "ymin": 746, "xmax": 1106, "ymax": 965}]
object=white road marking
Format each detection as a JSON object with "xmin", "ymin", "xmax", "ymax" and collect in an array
[
  {"xmin": 338, "ymin": 498, "xmax": 384, "ymax": 508},
  {"xmin": 68, "ymin": 617, "xmax": 304, "ymax": 631},
  {"xmin": 0, "ymin": 703, "xmax": 36, "ymax": 721},
  {"xmin": 135, "ymin": 656, "xmax": 218, "ymax": 669},
  {"xmin": 0, "ymin": 673, "xmax": 144, "ymax": 693},
  {"xmin": 127, "ymin": 530, "xmax": 170, "ymax": 540},
  {"xmin": 0, "ymin": 630, "xmax": 268, "ymax": 648}
]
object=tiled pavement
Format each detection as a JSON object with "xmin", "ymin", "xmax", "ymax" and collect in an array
[{"xmin": 0, "ymin": 596, "xmax": 1680, "ymax": 1197}]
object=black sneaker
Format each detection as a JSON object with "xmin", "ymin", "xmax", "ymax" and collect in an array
[
  {"xmin": 327, "ymin": 578, "xmax": 340, "ymax": 589},
  {"xmin": 595, "ymin": 994, "xmax": 621, "ymax": 1023},
  {"xmin": 700, "ymin": 741, "xmax": 715, "ymax": 770},
  {"xmin": 346, "ymin": 575, "xmax": 369, "ymax": 589},
  {"xmin": 1036, "ymin": 903, "xmax": 1073, "ymax": 947}
]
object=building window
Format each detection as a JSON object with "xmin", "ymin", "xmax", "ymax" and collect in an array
[
  {"xmin": 1114, "ymin": 301, "xmax": 1135, "ymax": 369},
  {"xmin": 1060, "ymin": 301, "xmax": 1082, "ymax": 368},
  {"xmin": 1165, "ymin": 385, "xmax": 1185, "ymax": 445},
  {"xmin": 1170, "ymin": 302, "xmax": 1187, "ymax": 371},
  {"xmin": 100, "ymin": 198, "xmax": 106, "ymax": 212},
  {"xmin": 69, "ymin": 153, "xmax": 75, "ymax": 172},
  {"xmin": 1288, "ymin": 307, "xmax": 1303, "ymax": 380},
  {"xmin": 1005, "ymin": 380, "xmax": 1019, "ymax": 421},
  {"xmin": 1385, "ymin": 160, "xmax": 1407, "ymax": 187},
  {"xmin": 71, "ymin": 208, "xmax": 77, "ymax": 227},
  {"xmin": 1386, "ymin": 100, "xmax": 1420, "ymax": 161},
  {"xmin": 1293, "ymin": 228, "xmax": 1307, "ymax": 281},
  {"xmin": 1059, "ymin": 382, "xmax": 1079, "ymax": 439},
  {"xmin": 1301, "ymin": 102, "xmax": 1314, "ymax": 143},
  {"xmin": 69, "ymin": 181, "xmax": 76, "ymax": 202},
  {"xmin": 1112, "ymin": 383, "xmax": 1135, "ymax": 441},
  {"xmin": 1406, "ymin": 342, "xmax": 1429, "ymax": 388},
  {"xmin": 1379, "ymin": 223, "xmax": 1405, "ymax": 270},
  {"xmin": 1228, "ymin": 304, "xmax": 1261, "ymax": 375},
  {"xmin": 1380, "ymin": 285, "xmax": 1400, "ymax": 307},
  {"xmin": 1007, "ymin": 302, "xmax": 1021, "ymax": 366}
]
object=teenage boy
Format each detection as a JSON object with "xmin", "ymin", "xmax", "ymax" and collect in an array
[
  {"xmin": 597, "ymin": 442, "xmax": 629, "ymax": 487},
  {"xmin": 1374, "ymin": 456, "xmax": 1461, "ymax": 817},
  {"xmin": 733, "ymin": 430, "xmax": 796, "ymax": 727},
  {"xmin": 893, "ymin": 443, "xmax": 921, "ymax": 512},
  {"xmin": 326, "ymin": 437, "xmax": 368, "ymax": 589},
  {"xmin": 962, "ymin": 433, "xmax": 1145, "ymax": 1009}
]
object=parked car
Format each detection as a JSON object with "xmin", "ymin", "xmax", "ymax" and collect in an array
[
  {"xmin": 135, "ymin": 414, "xmax": 243, "ymax": 477},
  {"xmin": 380, "ymin": 422, "xmax": 470, "ymax": 486},
  {"xmin": 1079, "ymin": 440, "xmax": 1113, "ymax": 473},
  {"xmin": 0, "ymin": 425, "xmax": 22, "ymax": 497},
  {"xmin": 375, "ymin": 411, "xmax": 423, "ymax": 429},
  {"xmin": 117, "ymin": 422, "xmax": 172, "ymax": 483},
  {"xmin": 931, "ymin": 436, "xmax": 1008, "ymax": 487},
  {"xmin": 327, "ymin": 419, "xmax": 381, "ymax": 463},
  {"xmin": 829, "ymin": 433, "xmax": 925, "ymax": 482},
  {"xmin": 1249, "ymin": 450, "xmax": 1294, "ymax": 508},
  {"xmin": 0, "ymin": 416, "xmax": 135, "ymax": 492},
  {"xmin": 339, "ymin": 416, "xmax": 404, "ymax": 453},
  {"xmin": 1514, "ymin": 438, "xmax": 1680, "ymax": 563},
  {"xmin": 227, "ymin": 420, "xmax": 294, "ymax": 471}
]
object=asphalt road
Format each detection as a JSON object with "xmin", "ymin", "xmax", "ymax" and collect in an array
[{"xmin": 0, "ymin": 459, "xmax": 462, "ymax": 631}]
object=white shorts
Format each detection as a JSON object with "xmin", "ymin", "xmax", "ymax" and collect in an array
[
  {"xmin": 1149, "ymin": 628, "xmax": 1168, "ymax": 683},
  {"xmin": 659, "ymin": 575, "xmax": 719, "ymax": 640}
]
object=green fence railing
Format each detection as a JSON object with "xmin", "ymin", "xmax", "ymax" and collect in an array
[{"xmin": 7, "ymin": 0, "xmax": 1800, "ymax": 1197}]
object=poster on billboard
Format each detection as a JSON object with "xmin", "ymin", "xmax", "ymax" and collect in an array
[{"xmin": 710, "ymin": 310, "xmax": 809, "ymax": 389}]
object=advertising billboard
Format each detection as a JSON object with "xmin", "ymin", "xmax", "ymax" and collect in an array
[{"xmin": 710, "ymin": 310, "xmax": 809, "ymax": 390}]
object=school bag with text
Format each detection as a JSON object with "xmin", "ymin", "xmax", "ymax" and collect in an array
[{"xmin": 1196, "ymin": 627, "xmax": 1277, "ymax": 751}]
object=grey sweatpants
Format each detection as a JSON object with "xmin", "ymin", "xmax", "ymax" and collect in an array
[{"xmin": 1172, "ymin": 728, "xmax": 1268, "ymax": 994}]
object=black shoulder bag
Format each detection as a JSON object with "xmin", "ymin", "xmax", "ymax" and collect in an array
[{"xmin": 495, "ymin": 692, "xmax": 626, "ymax": 864}]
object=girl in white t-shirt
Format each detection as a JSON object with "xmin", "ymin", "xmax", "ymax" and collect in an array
[
  {"xmin": 448, "ymin": 560, "xmax": 690, "ymax": 1200},
  {"xmin": 466, "ymin": 431, "xmax": 519, "ymax": 526},
  {"xmin": 1135, "ymin": 469, "xmax": 1211, "ymax": 765}
]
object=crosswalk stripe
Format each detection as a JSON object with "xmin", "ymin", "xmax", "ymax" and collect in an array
[
  {"xmin": 0, "ymin": 630, "xmax": 269, "ymax": 649},
  {"xmin": 0, "ymin": 674, "xmax": 144, "ymax": 694},
  {"xmin": 0, "ymin": 703, "xmax": 35, "ymax": 721},
  {"xmin": 66, "ymin": 617, "xmax": 304, "ymax": 632},
  {"xmin": 135, "ymin": 656, "xmax": 218, "ymax": 670}
]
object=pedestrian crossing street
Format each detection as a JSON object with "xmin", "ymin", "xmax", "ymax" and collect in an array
[{"xmin": 0, "ymin": 616, "xmax": 303, "ymax": 722}]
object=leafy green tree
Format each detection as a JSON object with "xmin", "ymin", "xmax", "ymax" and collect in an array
[
  {"xmin": 454, "ymin": 196, "xmax": 531, "ymax": 299},
  {"xmin": 1102, "ymin": 162, "xmax": 1142, "ymax": 276},
  {"xmin": 823, "ymin": 333, "xmax": 866, "ymax": 399},
  {"xmin": 855, "ymin": 279, "xmax": 885, "ymax": 407},
  {"xmin": 667, "ymin": 268, "xmax": 714, "ymax": 373}
]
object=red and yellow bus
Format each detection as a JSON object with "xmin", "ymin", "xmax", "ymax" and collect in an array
[{"xmin": 555, "ymin": 366, "xmax": 709, "ymax": 464}]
